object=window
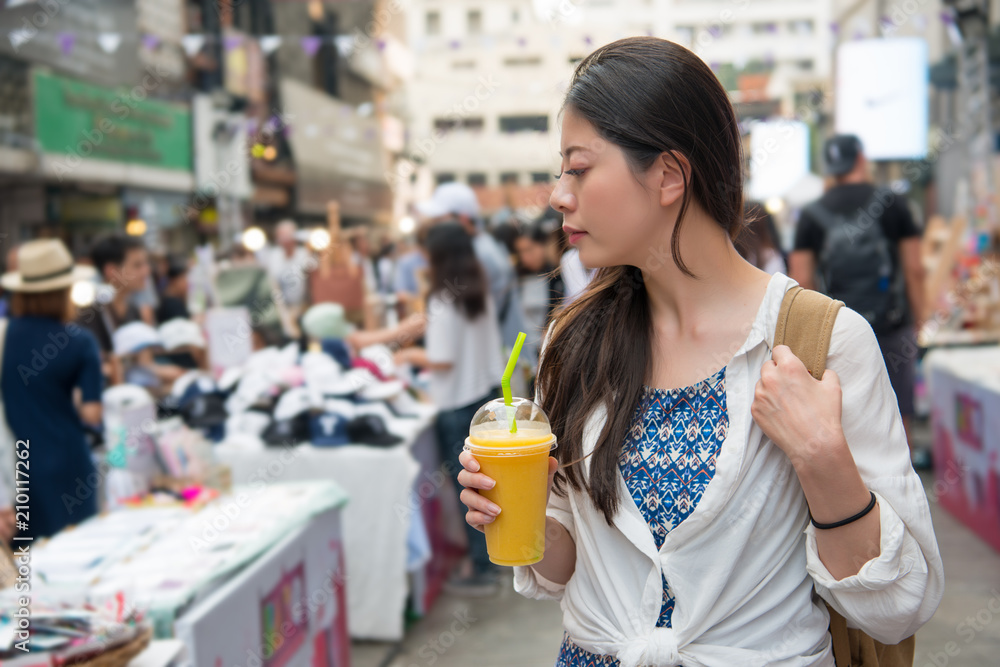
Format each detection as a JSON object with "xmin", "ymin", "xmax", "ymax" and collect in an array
[
  {"xmin": 467, "ymin": 173, "xmax": 487, "ymax": 186},
  {"xmin": 410, "ymin": 173, "xmax": 418, "ymax": 184},
  {"xmin": 452, "ymin": 59, "xmax": 476, "ymax": 69},
  {"xmin": 468, "ymin": 9, "xmax": 482, "ymax": 35},
  {"xmin": 433, "ymin": 118, "xmax": 458, "ymax": 132},
  {"xmin": 426, "ymin": 11, "xmax": 440, "ymax": 35},
  {"xmin": 788, "ymin": 19, "xmax": 814, "ymax": 35},
  {"xmin": 512, "ymin": 8, "xmax": 520, "ymax": 23},
  {"xmin": 794, "ymin": 59, "xmax": 814, "ymax": 71},
  {"xmin": 675, "ymin": 24, "xmax": 695, "ymax": 42},
  {"xmin": 531, "ymin": 172, "xmax": 552, "ymax": 184},
  {"xmin": 434, "ymin": 117, "xmax": 484, "ymax": 133},
  {"xmin": 751, "ymin": 22, "xmax": 777, "ymax": 35},
  {"xmin": 500, "ymin": 172, "xmax": 519, "ymax": 185},
  {"xmin": 499, "ymin": 115, "xmax": 548, "ymax": 133},
  {"xmin": 435, "ymin": 173, "xmax": 456, "ymax": 185},
  {"xmin": 503, "ymin": 56, "xmax": 542, "ymax": 67}
]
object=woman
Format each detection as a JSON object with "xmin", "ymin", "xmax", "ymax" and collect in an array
[
  {"xmin": 394, "ymin": 223, "xmax": 505, "ymax": 592},
  {"xmin": 1, "ymin": 239, "xmax": 103, "ymax": 539},
  {"xmin": 457, "ymin": 38, "xmax": 942, "ymax": 665},
  {"xmin": 738, "ymin": 202, "xmax": 787, "ymax": 275}
]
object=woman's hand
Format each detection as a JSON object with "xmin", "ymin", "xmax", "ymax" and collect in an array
[
  {"xmin": 751, "ymin": 345, "xmax": 845, "ymax": 472},
  {"xmin": 457, "ymin": 450, "xmax": 559, "ymax": 532}
]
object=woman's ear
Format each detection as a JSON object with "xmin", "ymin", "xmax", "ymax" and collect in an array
[{"xmin": 657, "ymin": 151, "xmax": 690, "ymax": 208}]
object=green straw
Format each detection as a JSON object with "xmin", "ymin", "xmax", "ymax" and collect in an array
[{"xmin": 502, "ymin": 332, "xmax": 527, "ymax": 433}]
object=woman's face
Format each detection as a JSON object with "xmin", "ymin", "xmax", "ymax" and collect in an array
[{"xmin": 549, "ymin": 108, "xmax": 668, "ymax": 270}]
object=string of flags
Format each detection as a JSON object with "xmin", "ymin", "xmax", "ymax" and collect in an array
[
  {"xmin": 8, "ymin": 29, "xmax": 606, "ymax": 58},
  {"xmin": 10, "ymin": 11, "xmax": 955, "ymax": 59}
]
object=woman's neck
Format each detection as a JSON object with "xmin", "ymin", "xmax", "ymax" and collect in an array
[{"xmin": 640, "ymin": 210, "xmax": 765, "ymax": 337}]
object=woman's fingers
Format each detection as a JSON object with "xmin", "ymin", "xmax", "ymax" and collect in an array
[
  {"xmin": 460, "ymin": 488, "xmax": 501, "ymax": 517},
  {"xmin": 457, "ymin": 468, "xmax": 496, "ymax": 491},
  {"xmin": 465, "ymin": 511, "xmax": 492, "ymax": 532},
  {"xmin": 458, "ymin": 449, "xmax": 480, "ymax": 472}
]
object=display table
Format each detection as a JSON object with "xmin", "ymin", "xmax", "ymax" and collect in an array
[
  {"xmin": 926, "ymin": 346, "xmax": 1000, "ymax": 553},
  {"xmin": 214, "ymin": 413, "xmax": 444, "ymax": 642},
  {"xmin": 174, "ymin": 505, "xmax": 350, "ymax": 667}
]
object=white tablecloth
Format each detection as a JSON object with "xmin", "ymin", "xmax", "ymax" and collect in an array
[{"xmin": 214, "ymin": 414, "xmax": 434, "ymax": 641}]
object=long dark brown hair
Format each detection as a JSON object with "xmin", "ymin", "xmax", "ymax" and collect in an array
[
  {"xmin": 537, "ymin": 37, "xmax": 746, "ymax": 523},
  {"xmin": 424, "ymin": 222, "xmax": 488, "ymax": 320}
]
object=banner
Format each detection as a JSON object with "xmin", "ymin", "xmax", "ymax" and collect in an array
[{"xmin": 33, "ymin": 69, "xmax": 192, "ymax": 171}]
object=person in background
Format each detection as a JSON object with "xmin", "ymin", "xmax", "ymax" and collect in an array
[
  {"xmin": 130, "ymin": 249, "xmax": 161, "ymax": 325},
  {"xmin": 491, "ymin": 221, "xmax": 521, "ymax": 261},
  {"xmin": 789, "ymin": 134, "xmax": 927, "ymax": 468},
  {"xmin": 416, "ymin": 182, "xmax": 528, "ymax": 351},
  {"xmin": 263, "ymin": 220, "xmax": 311, "ymax": 330},
  {"xmin": 77, "ymin": 235, "xmax": 150, "ymax": 383},
  {"xmin": 0, "ymin": 245, "xmax": 19, "ymax": 318},
  {"xmin": 738, "ymin": 203, "xmax": 787, "ymax": 275},
  {"xmin": 516, "ymin": 222, "xmax": 565, "ymax": 384},
  {"xmin": 217, "ymin": 241, "xmax": 285, "ymax": 342},
  {"xmin": 0, "ymin": 240, "xmax": 103, "ymax": 539},
  {"xmin": 374, "ymin": 236, "xmax": 397, "ymax": 295},
  {"xmin": 393, "ymin": 223, "xmax": 504, "ymax": 594},
  {"xmin": 350, "ymin": 229, "xmax": 379, "ymax": 296},
  {"xmin": 393, "ymin": 234, "xmax": 430, "ymax": 313},
  {"xmin": 155, "ymin": 254, "xmax": 191, "ymax": 324}
]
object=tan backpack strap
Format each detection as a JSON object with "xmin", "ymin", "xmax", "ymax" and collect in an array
[{"xmin": 774, "ymin": 286, "xmax": 845, "ymax": 380}]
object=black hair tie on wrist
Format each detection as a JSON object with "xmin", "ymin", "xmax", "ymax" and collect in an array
[{"xmin": 810, "ymin": 491, "xmax": 878, "ymax": 530}]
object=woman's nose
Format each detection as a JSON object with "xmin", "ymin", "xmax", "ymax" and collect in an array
[{"xmin": 550, "ymin": 181, "xmax": 576, "ymax": 214}]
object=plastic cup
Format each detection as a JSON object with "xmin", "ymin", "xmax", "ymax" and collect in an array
[{"xmin": 464, "ymin": 397, "xmax": 557, "ymax": 567}]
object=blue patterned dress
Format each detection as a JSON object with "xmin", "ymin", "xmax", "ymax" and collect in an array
[{"xmin": 555, "ymin": 369, "xmax": 729, "ymax": 666}]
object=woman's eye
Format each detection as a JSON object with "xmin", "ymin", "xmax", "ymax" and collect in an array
[{"xmin": 555, "ymin": 169, "xmax": 587, "ymax": 179}]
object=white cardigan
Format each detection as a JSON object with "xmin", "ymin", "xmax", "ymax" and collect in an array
[{"xmin": 514, "ymin": 274, "xmax": 944, "ymax": 667}]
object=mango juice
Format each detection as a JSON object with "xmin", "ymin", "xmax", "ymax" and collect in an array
[{"xmin": 467, "ymin": 428, "xmax": 556, "ymax": 566}]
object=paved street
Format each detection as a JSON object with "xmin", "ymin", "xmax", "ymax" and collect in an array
[{"xmin": 353, "ymin": 423, "xmax": 1000, "ymax": 667}]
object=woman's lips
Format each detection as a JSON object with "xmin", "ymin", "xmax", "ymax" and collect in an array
[{"xmin": 563, "ymin": 225, "xmax": 587, "ymax": 245}]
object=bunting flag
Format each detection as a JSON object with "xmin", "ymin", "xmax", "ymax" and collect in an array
[
  {"xmin": 300, "ymin": 35, "xmax": 322, "ymax": 56},
  {"xmin": 223, "ymin": 34, "xmax": 243, "ymax": 52},
  {"xmin": 181, "ymin": 34, "xmax": 205, "ymax": 56},
  {"xmin": 97, "ymin": 32, "xmax": 121, "ymax": 53},
  {"xmin": 142, "ymin": 34, "xmax": 160, "ymax": 50},
  {"xmin": 829, "ymin": 22, "xmax": 840, "ymax": 35},
  {"xmin": 583, "ymin": 35, "xmax": 593, "ymax": 45},
  {"xmin": 260, "ymin": 34, "xmax": 282, "ymax": 54},
  {"xmin": 57, "ymin": 31, "xmax": 75, "ymax": 55}
]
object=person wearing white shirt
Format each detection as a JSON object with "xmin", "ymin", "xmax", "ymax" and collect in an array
[
  {"xmin": 456, "ymin": 38, "xmax": 942, "ymax": 666},
  {"xmin": 393, "ymin": 223, "xmax": 505, "ymax": 594}
]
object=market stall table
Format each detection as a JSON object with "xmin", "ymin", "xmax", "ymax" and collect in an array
[
  {"xmin": 3, "ymin": 481, "xmax": 349, "ymax": 665},
  {"xmin": 213, "ymin": 410, "xmax": 462, "ymax": 642},
  {"xmin": 926, "ymin": 346, "xmax": 1000, "ymax": 553}
]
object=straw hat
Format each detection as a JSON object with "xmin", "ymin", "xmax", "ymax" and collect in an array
[{"xmin": 1, "ymin": 239, "xmax": 95, "ymax": 293}]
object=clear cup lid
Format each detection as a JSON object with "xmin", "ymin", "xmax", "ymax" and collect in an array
[{"xmin": 469, "ymin": 397, "xmax": 551, "ymax": 439}]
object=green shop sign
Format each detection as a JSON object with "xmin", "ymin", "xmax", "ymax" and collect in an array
[{"xmin": 34, "ymin": 70, "xmax": 191, "ymax": 172}]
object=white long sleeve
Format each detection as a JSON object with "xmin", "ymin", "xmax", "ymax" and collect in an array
[{"xmin": 806, "ymin": 308, "xmax": 944, "ymax": 644}]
